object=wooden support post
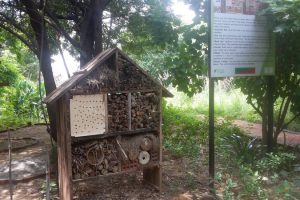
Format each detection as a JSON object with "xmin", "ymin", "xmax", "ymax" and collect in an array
[
  {"xmin": 105, "ymin": 94, "xmax": 109, "ymax": 132},
  {"xmin": 57, "ymin": 97, "xmax": 72, "ymax": 200},
  {"xmin": 128, "ymin": 92, "xmax": 132, "ymax": 130},
  {"xmin": 115, "ymin": 50, "xmax": 119, "ymax": 81},
  {"xmin": 143, "ymin": 89, "xmax": 162, "ymax": 191}
]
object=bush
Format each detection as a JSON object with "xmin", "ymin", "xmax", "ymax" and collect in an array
[
  {"xmin": 256, "ymin": 152, "xmax": 296, "ymax": 174},
  {"xmin": 162, "ymin": 104, "xmax": 207, "ymax": 158},
  {"xmin": 220, "ymin": 133, "xmax": 265, "ymax": 165},
  {"xmin": 0, "ymin": 79, "xmax": 46, "ymax": 129},
  {"xmin": 0, "ymin": 53, "xmax": 20, "ymax": 86}
]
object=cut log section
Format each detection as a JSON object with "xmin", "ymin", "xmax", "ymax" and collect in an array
[{"xmin": 72, "ymin": 133, "xmax": 159, "ymax": 179}]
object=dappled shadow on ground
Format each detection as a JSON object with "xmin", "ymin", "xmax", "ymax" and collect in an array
[
  {"xmin": 74, "ymin": 152, "xmax": 211, "ymax": 200},
  {"xmin": 0, "ymin": 126, "xmax": 213, "ymax": 200},
  {"xmin": 0, "ymin": 179, "xmax": 44, "ymax": 200}
]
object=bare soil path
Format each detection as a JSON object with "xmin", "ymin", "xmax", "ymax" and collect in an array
[
  {"xmin": 0, "ymin": 126, "xmax": 52, "ymax": 200},
  {"xmin": 233, "ymin": 120, "xmax": 300, "ymax": 147}
]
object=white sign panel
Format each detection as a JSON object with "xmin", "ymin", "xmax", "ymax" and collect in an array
[
  {"xmin": 211, "ymin": 0, "xmax": 275, "ymax": 77},
  {"xmin": 70, "ymin": 94, "xmax": 106, "ymax": 137}
]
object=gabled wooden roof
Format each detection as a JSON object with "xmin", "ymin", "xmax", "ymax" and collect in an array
[{"xmin": 44, "ymin": 48, "xmax": 172, "ymax": 104}]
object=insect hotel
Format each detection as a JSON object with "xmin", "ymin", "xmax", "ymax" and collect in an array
[{"xmin": 44, "ymin": 48, "xmax": 172, "ymax": 199}]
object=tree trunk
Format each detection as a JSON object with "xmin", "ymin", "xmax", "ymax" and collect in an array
[
  {"xmin": 261, "ymin": 96, "xmax": 268, "ymax": 145},
  {"xmin": 21, "ymin": 0, "xmax": 57, "ymax": 141},
  {"xmin": 80, "ymin": 0, "xmax": 104, "ymax": 67}
]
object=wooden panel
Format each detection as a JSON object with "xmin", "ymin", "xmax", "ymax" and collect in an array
[
  {"xmin": 70, "ymin": 94, "xmax": 106, "ymax": 137},
  {"xmin": 57, "ymin": 97, "xmax": 73, "ymax": 200}
]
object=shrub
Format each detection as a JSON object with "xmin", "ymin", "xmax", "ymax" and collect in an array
[
  {"xmin": 256, "ymin": 152, "xmax": 296, "ymax": 174},
  {"xmin": 162, "ymin": 104, "xmax": 207, "ymax": 158}
]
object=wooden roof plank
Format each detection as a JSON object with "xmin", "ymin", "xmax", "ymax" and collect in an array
[
  {"xmin": 44, "ymin": 48, "xmax": 172, "ymax": 104},
  {"xmin": 44, "ymin": 49, "xmax": 116, "ymax": 104}
]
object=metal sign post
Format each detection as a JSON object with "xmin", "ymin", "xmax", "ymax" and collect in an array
[
  {"xmin": 208, "ymin": 78, "xmax": 215, "ymax": 191},
  {"xmin": 208, "ymin": 0, "xmax": 275, "ymax": 193},
  {"xmin": 208, "ymin": 0, "xmax": 215, "ymax": 192}
]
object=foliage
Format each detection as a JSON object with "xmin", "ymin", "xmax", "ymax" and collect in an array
[
  {"xmin": 234, "ymin": 0, "xmax": 300, "ymax": 144},
  {"xmin": 0, "ymin": 51, "xmax": 20, "ymax": 87},
  {"xmin": 222, "ymin": 178, "xmax": 237, "ymax": 200},
  {"xmin": 166, "ymin": 80, "xmax": 261, "ymax": 123},
  {"xmin": 0, "ymin": 0, "xmax": 186, "ymax": 139},
  {"xmin": 256, "ymin": 152, "xmax": 295, "ymax": 173},
  {"xmin": 162, "ymin": 91, "xmax": 299, "ymax": 199},
  {"xmin": 217, "ymin": 128, "xmax": 298, "ymax": 199},
  {"xmin": 0, "ymin": 79, "xmax": 45, "ymax": 129},
  {"xmin": 123, "ymin": 0, "xmax": 209, "ymax": 96},
  {"xmin": 162, "ymin": 103, "xmax": 207, "ymax": 158},
  {"xmin": 238, "ymin": 165, "xmax": 268, "ymax": 199},
  {"xmin": 0, "ymin": 32, "xmax": 39, "ymax": 81},
  {"xmin": 221, "ymin": 134, "xmax": 264, "ymax": 165},
  {"xmin": 262, "ymin": 0, "xmax": 300, "ymax": 33}
]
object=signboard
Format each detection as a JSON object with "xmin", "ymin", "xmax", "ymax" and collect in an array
[{"xmin": 211, "ymin": 0, "xmax": 275, "ymax": 77}]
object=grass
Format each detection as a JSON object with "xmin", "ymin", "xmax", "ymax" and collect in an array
[
  {"xmin": 162, "ymin": 81, "xmax": 300, "ymax": 199},
  {"xmin": 167, "ymin": 85, "xmax": 260, "ymax": 123},
  {"xmin": 162, "ymin": 103, "xmax": 207, "ymax": 159},
  {"xmin": 162, "ymin": 103, "xmax": 300, "ymax": 199},
  {"xmin": 166, "ymin": 79, "xmax": 300, "ymax": 131}
]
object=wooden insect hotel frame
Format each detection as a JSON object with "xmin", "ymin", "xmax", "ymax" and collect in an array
[{"xmin": 44, "ymin": 48, "xmax": 172, "ymax": 199}]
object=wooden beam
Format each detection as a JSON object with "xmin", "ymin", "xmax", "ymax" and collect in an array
[
  {"xmin": 72, "ymin": 128, "xmax": 156, "ymax": 143},
  {"xmin": 69, "ymin": 88, "xmax": 160, "ymax": 96},
  {"xmin": 128, "ymin": 92, "xmax": 132, "ymax": 131},
  {"xmin": 143, "ymin": 89, "xmax": 162, "ymax": 191},
  {"xmin": 105, "ymin": 94, "xmax": 109, "ymax": 132},
  {"xmin": 115, "ymin": 50, "xmax": 119, "ymax": 81},
  {"xmin": 57, "ymin": 96, "xmax": 73, "ymax": 200}
]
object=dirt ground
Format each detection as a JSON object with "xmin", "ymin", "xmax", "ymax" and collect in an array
[
  {"xmin": 2, "ymin": 121, "xmax": 298, "ymax": 199},
  {"xmin": 0, "ymin": 126, "xmax": 213, "ymax": 200}
]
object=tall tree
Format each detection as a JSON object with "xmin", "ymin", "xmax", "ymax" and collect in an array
[
  {"xmin": 0, "ymin": 0, "xmax": 180, "ymax": 139},
  {"xmin": 122, "ymin": 0, "xmax": 209, "ymax": 96}
]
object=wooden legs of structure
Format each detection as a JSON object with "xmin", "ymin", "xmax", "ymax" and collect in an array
[
  {"xmin": 144, "ymin": 89, "xmax": 162, "ymax": 191},
  {"xmin": 143, "ymin": 166, "xmax": 162, "ymax": 191},
  {"xmin": 57, "ymin": 98, "xmax": 73, "ymax": 200}
]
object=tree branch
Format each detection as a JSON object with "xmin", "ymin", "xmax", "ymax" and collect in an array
[
  {"xmin": 0, "ymin": 23, "xmax": 38, "ymax": 55},
  {"xmin": 67, "ymin": 0, "xmax": 86, "ymax": 13},
  {"xmin": 274, "ymin": 96, "xmax": 292, "ymax": 137},
  {"xmin": 44, "ymin": 9, "xmax": 81, "ymax": 51},
  {"xmin": 0, "ymin": 13, "xmax": 37, "ymax": 48},
  {"xmin": 276, "ymin": 96, "xmax": 285, "ymax": 130},
  {"xmin": 249, "ymin": 100, "xmax": 263, "ymax": 116},
  {"xmin": 281, "ymin": 112, "xmax": 300, "ymax": 132},
  {"xmin": 54, "ymin": 14, "xmax": 78, "ymax": 21},
  {"xmin": 103, "ymin": 0, "xmax": 112, "ymax": 9}
]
